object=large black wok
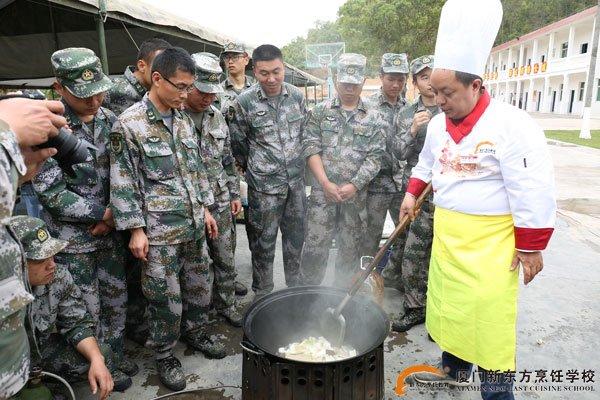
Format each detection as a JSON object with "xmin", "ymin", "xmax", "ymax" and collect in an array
[{"xmin": 241, "ymin": 286, "xmax": 389, "ymax": 400}]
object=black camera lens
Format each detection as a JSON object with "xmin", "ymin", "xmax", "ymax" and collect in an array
[{"xmin": 38, "ymin": 128, "xmax": 96, "ymax": 177}]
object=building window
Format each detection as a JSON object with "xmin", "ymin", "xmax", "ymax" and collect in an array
[
  {"xmin": 541, "ymin": 55, "xmax": 546, "ymax": 62},
  {"xmin": 596, "ymin": 80, "xmax": 600, "ymax": 101},
  {"xmin": 527, "ymin": 58, "xmax": 531, "ymax": 66},
  {"xmin": 561, "ymin": 42, "xmax": 568, "ymax": 58},
  {"xmin": 579, "ymin": 82, "xmax": 585, "ymax": 101},
  {"xmin": 559, "ymin": 84, "xmax": 564, "ymax": 100},
  {"xmin": 581, "ymin": 43, "xmax": 588, "ymax": 54},
  {"xmin": 512, "ymin": 62, "xmax": 516, "ymax": 68}
]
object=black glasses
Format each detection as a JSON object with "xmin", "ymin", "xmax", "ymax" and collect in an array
[
  {"xmin": 159, "ymin": 73, "xmax": 195, "ymax": 93},
  {"xmin": 223, "ymin": 54, "xmax": 243, "ymax": 62}
]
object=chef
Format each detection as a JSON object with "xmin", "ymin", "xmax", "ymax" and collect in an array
[{"xmin": 402, "ymin": 0, "xmax": 556, "ymax": 398}]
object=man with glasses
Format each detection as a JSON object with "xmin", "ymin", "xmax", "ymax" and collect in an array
[
  {"xmin": 217, "ymin": 41, "xmax": 256, "ymax": 122},
  {"xmin": 109, "ymin": 47, "xmax": 219, "ymax": 391}
]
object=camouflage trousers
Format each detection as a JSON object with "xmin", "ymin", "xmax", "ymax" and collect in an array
[
  {"xmin": 55, "ymin": 245, "xmax": 126, "ymax": 361},
  {"xmin": 34, "ymin": 333, "xmax": 117, "ymax": 383},
  {"xmin": 300, "ymin": 189, "xmax": 368, "ymax": 288},
  {"xmin": 247, "ymin": 181, "xmax": 305, "ymax": 294},
  {"xmin": 364, "ymin": 192, "xmax": 407, "ymax": 288},
  {"xmin": 401, "ymin": 200, "xmax": 434, "ymax": 309},
  {"xmin": 209, "ymin": 207, "xmax": 237, "ymax": 311},
  {"xmin": 122, "ymin": 231, "xmax": 148, "ymax": 338},
  {"xmin": 143, "ymin": 239, "xmax": 212, "ymax": 360}
]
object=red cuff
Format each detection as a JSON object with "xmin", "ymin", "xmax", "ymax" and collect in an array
[
  {"xmin": 514, "ymin": 227, "xmax": 554, "ymax": 251},
  {"xmin": 407, "ymin": 178, "xmax": 428, "ymax": 197}
]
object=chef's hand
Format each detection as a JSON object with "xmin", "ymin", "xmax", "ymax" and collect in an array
[
  {"xmin": 410, "ymin": 110, "xmax": 431, "ymax": 137},
  {"xmin": 338, "ymin": 183, "xmax": 357, "ymax": 202},
  {"xmin": 510, "ymin": 250, "xmax": 544, "ymax": 285},
  {"xmin": 399, "ymin": 193, "xmax": 417, "ymax": 221},
  {"xmin": 322, "ymin": 180, "xmax": 343, "ymax": 203},
  {"xmin": 205, "ymin": 209, "xmax": 219, "ymax": 239}
]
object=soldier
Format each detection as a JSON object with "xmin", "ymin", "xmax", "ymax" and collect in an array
[
  {"xmin": 391, "ymin": 55, "xmax": 441, "ymax": 332},
  {"xmin": 102, "ymin": 37, "xmax": 172, "ymax": 345},
  {"xmin": 300, "ymin": 53, "xmax": 385, "ymax": 286},
  {"xmin": 229, "ymin": 44, "xmax": 307, "ymax": 298},
  {"xmin": 185, "ymin": 53, "xmax": 243, "ymax": 327},
  {"xmin": 0, "ymin": 97, "xmax": 66, "ymax": 398},
  {"xmin": 31, "ymin": 48, "xmax": 136, "ymax": 377},
  {"xmin": 110, "ymin": 47, "xmax": 222, "ymax": 392},
  {"xmin": 216, "ymin": 41, "xmax": 256, "ymax": 121},
  {"xmin": 363, "ymin": 53, "xmax": 409, "ymax": 287},
  {"xmin": 9, "ymin": 216, "xmax": 133, "ymax": 398},
  {"xmin": 104, "ymin": 37, "xmax": 172, "ymax": 115}
]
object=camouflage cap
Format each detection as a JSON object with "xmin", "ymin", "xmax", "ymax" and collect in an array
[
  {"xmin": 51, "ymin": 47, "xmax": 113, "ymax": 99},
  {"xmin": 336, "ymin": 53, "xmax": 367, "ymax": 85},
  {"xmin": 191, "ymin": 52, "xmax": 224, "ymax": 94},
  {"xmin": 222, "ymin": 41, "xmax": 246, "ymax": 55},
  {"xmin": 410, "ymin": 55, "xmax": 435, "ymax": 75},
  {"xmin": 8, "ymin": 216, "xmax": 68, "ymax": 260},
  {"xmin": 381, "ymin": 53, "xmax": 409, "ymax": 74}
]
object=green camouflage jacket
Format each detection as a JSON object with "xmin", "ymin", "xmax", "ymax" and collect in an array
[
  {"xmin": 103, "ymin": 65, "xmax": 147, "ymax": 116},
  {"xmin": 188, "ymin": 105, "xmax": 240, "ymax": 212},
  {"xmin": 229, "ymin": 82, "xmax": 307, "ymax": 195},
  {"xmin": 0, "ymin": 124, "xmax": 33, "ymax": 398},
  {"xmin": 215, "ymin": 74, "xmax": 256, "ymax": 119},
  {"xmin": 303, "ymin": 97, "xmax": 385, "ymax": 193},
  {"xmin": 110, "ymin": 94, "xmax": 214, "ymax": 245},
  {"xmin": 33, "ymin": 101, "xmax": 118, "ymax": 253}
]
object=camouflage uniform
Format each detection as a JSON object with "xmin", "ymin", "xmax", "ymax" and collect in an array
[
  {"xmin": 229, "ymin": 82, "xmax": 307, "ymax": 295},
  {"xmin": 362, "ymin": 53, "xmax": 410, "ymax": 284},
  {"xmin": 393, "ymin": 55, "xmax": 440, "ymax": 311},
  {"xmin": 300, "ymin": 53, "xmax": 385, "ymax": 287},
  {"xmin": 0, "ymin": 124, "xmax": 34, "ymax": 398},
  {"xmin": 102, "ymin": 64, "xmax": 149, "ymax": 340},
  {"xmin": 110, "ymin": 94, "xmax": 214, "ymax": 360},
  {"xmin": 103, "ymin": 65, "xmax": 147, "ymax": 116},
  {"xmin": 8, "ymin": 216, "xmax": 124, "ymax": 386},
  {"xmin": 187, "ymin": 52, "xmax": 240, "ymax": 313},
  {"xmin": 32, "ymin": 53, "xmax": 128, "ymax": 359}
]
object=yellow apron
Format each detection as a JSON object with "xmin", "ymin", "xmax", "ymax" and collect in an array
[{"xmin": 426, "ymin": 207, "xmax": 518, "ymax": 371}]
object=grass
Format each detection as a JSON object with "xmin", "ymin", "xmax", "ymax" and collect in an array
[{"xmin": 544, "ymin": 130, "xmax": 600, "ymax": 149}]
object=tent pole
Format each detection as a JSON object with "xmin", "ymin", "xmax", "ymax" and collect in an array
[
  {"xmin": 97, "ymin": 0, "xmax": 110, "ymax": 73},
  {"xmin": 48, "ymin": 3, "xmax": 60, "ymax": 51}
]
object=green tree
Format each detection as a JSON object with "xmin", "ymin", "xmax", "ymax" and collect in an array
[{"xmin": 282, "ymin": 20, "xmax": 342, "ymax": 68}]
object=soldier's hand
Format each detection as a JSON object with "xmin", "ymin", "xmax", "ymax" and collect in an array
[
  {"xmin": 230, "ymin": 199, "xmax": 243, "ymax": 216},
  {"xmin": 102, "ymin": 207, "xmax": 115, "ymax": 228},
  {"xmin": 338, "ymin": 183, "xmax": 358, "ymax": 202},
  {"xmin": 510, "ymin": 250, "xmax": 544, "ymax": 285},
  {"xmin": 322, "ymin": 180, "xmax": 343, "ymax": 203},
  {"xmin": 88, "ymin": 357, "xmax": 113, "ymax": 400},
  {"xmin": 410, "ymin": 110, "xmax": 431, "ymax": 137},
  {"xmin": 18, "ymin": 146, "xmax": 57, "ymax": 184},
  {"xmin": 0, "ymin": 98, "xmax": 67, "ymax": 146},
  {"xmin": 205, "ymin": 209, "xmax": 219, "ymax": 239},
  {"xmin": 399, "ymin": 193, "xmax": 417, "ymax": 221},
  {"xmin": 89, "ymin": 221, "xmax": 112, "ymax": 236},
  {"xmin": 129, "ymin": 228, "xmax": 149, "ymax": 262}
]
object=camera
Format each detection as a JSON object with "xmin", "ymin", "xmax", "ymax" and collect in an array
[{"xmin": 0, "ymin": 91, "xmax": 96, "ymax": 177}]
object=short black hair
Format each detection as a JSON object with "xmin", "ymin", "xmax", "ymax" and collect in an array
[
  {"xmin": 252, "ymin": 44, "xmax": 283, "ymax": 63},
  {"xmin": 137, "ymin": 38, "xmax": 172, "ymax": 63},
  {"xmin": 455, "ymin": 71, "xmax": 482, "ymax": 87},
  {"xmin": 151, "ymin": 47, "xmax": 195, "ymax": 79}
]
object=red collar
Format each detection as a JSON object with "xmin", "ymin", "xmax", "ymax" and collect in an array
[{"xmin": 445, "ymin": 90, "xmax": 491, "ymax": 144}]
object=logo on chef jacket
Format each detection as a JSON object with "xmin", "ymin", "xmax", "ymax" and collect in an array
[
  {"xmin": 475, "ymin": 140, "xmax": 496, "ymax": 155},
  {"xmin": 394, "ymin": 364, "xmax": 446, "ymax": 396}
]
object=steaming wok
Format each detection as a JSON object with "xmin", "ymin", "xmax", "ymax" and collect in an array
[{"xmin": 242, "ymin": 286, "xmax": 389, "ymax": 363}]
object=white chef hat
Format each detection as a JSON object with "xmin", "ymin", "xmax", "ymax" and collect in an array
[{"xmin": 433, "ymin": 0, "xmax": 503, "ymax": 77}]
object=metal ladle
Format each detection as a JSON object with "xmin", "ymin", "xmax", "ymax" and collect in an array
[{"xmin": 321, "ymin": 183, "xmax": 433, "ymax": 347}]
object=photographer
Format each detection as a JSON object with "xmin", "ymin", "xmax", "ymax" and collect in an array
[{"xmin": 0, "ymin": 96, "xmax": 66, "ymax": 397}]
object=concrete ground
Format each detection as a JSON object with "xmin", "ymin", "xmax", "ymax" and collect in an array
[
  {"xmin": 530, "ymin": 112, "xmax": 600, "ymax": 130},
  {"xmin": 71, "ymin": 139, "xmax": 600, "ymax": 400}
]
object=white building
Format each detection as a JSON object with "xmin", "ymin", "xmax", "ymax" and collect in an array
[{"xmin": 484, "ymin": 6, "xmax": 600, "ymax": 117}]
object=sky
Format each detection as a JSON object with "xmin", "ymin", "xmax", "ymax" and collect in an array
[{"xmin": 142, "ymin": 0, "xmax": 347, "ymax": 47}]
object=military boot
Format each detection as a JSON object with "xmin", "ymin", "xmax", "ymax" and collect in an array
[
  {"xmin": 184, "ymin": 333, "xmax": 227, "ymax": 359},
  {"xmin": 234, "ymin": 281, "xmax": 248, "ymax": 296},
  {"xmin": 117, "ymin": 358, "xmax": 139, "ymax": 377},
  {"xmin": 112, "ymin": 369, "xmax": 133, "ymax": 392},
  {"xmin": 218, "ymin": 305, "xmax": 243, "ymax": 327},
  {"xmin": 391, "ymin": 307, "xmax": 425, "ymax": 332},
  {"xmin": 156, "ymin": 356, "xmax": 186, "ymax": 392}
]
